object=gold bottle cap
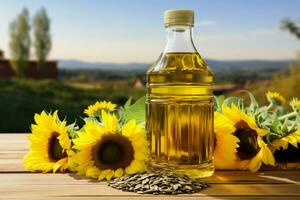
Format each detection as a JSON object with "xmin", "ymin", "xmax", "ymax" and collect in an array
[{"xmin": 164, "ymin": 10, "xmax": 194, "ymax": 27}]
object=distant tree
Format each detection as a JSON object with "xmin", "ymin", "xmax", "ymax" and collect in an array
[
  {"xmin": 9, "ymin": 8, "xmax": 31, "ymax": 78},
  {"xmin": 281, "ymin": 18, "xmax": 300, "ymax": 89},
  {"xmin": 33, "ymin": 8, "xmax": 51, "ymax": 78},
  {"xmin": 281, "ymin": 18, "xmax": 300, "ymax": 40}
]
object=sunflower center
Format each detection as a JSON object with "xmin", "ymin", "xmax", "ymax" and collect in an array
[
  {"xmin": 48, "ymin": 133, "xmax": 67, "ymax": 161},
  {"xmin": 274, "ymin": 144, "xmax": 300, "ymax": 162},
  {"xmin": 99, "ymin": 141, "xmax": 122, "ymax": 164},
  {"xmin": 234, "ymin": 120, "xmax": 261, "ymax": 160},
  {"xmin": 93, "ymin": 134, "xmax": 134, "ymax": 170}
]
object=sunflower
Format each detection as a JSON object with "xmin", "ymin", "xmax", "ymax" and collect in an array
[
  {"xmin": 271, "ymin": 131, "xmax": 300, "ymax": 164},
  {"xmin": 272, "ymin": 131, "xmax": 300, "ymax": 150},
  {"xmin": 219, "ymin": 104, "xmax": 275, "ymax": 172},
  {"xmin": 84, "ymin": 101, "xmax": 117, "ymax": 116},
  {"xmin": 72, "ymin": 110, "xmax": 148, "ymax": 181},
  {"xmin": 266, "ymin": 91, "xmax": 286, "ymax": 106},
  {"xmin": 23, "ymin": 111, "xmax": 73, "ymax": 173},
  {"xmin": 214, "ymin": 112, "xmax": 240, "ymax": 169}
]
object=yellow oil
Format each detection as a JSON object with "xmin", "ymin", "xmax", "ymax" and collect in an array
[{"xmin": 146, "ymin": 52, "xmax": 214, "ymax": 178}]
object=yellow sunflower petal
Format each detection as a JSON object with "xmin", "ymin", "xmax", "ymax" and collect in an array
[
  {"xmin": 134, "ymin": 151, "xmax": 148, "ymax": 161},
  {"xmin": 121, "ymin": 119, "xmax": 136, "ymax": 136},
  {"xmin": 60, "ymin": 161, "xmax": 69, "ymax": 172},
  {"xmin": 248, "ymin": 151, "xmax": 262, "ymax": 172},
  {"xmin": 214, "ymin": 111, "xmax": 240, "ymax": 170},
  {"xmin": 216, "ymin": 104, "xmax": 273, "ymax": 172},
  {"xmin": 262, "ymin": 146, "xmax": 275, "ymax": 166},
  {"xmin": 53, "ymin": 157, "xmax": 68, "ymax": 173},
  {"xmin": 72, "ymin": 111, "xmax": 148, "ymax": 181},
  {"xmin": 114, "ymin": 168, "xmax": 123, "ymax": 178},
  {"xmin": 86, "ymin": 166, "xmax": 102, "ymax": 178},
  {"xmin": 238, "ymin": 160, "xmax": 249, "ymax": 170},
  {"xmin": 221, "ymin": 104, "xmax": 241, "ymax": 124},
  {"xmin": 272, "ymin": 130, "xmax": 300, "ymax": 151},
  {"xmin": 98, "ymin": 169, "xmax": 113, "ymax": 181},
  {"xmin": 125, "ymin": 160, "xmax": 145, "ymax": 174},
  {"xmin": 106, "ymin": 170, "xmax": 115, "ymax": 180},
  {"xmin": 266, "ymin": 91, "xmax": 286, "ymax": 105},
  {"xmin": 84, "ymin": 101, "xmax": 117, "ymax": 116},
  {"xmin": 286, "ymin": 135, "xmax": 298, "ymax": 148},
  {"xmin": 23, "ymin": 111, "xmax": 72, "ymax": 173},
  {"xmin": 214, "ymin": 112, "xmax": 236, "ymax": 133},
  {"xmin": 101, "ymin": 110, "xmax": 118, "ymax": 133}
]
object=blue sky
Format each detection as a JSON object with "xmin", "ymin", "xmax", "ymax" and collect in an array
[{"xmin": 0, "ymin": 0, "xmax": 299, "ymax": 63}]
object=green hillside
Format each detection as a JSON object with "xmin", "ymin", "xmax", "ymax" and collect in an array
[{"xmin": 0, "ymin": 79, "xmax": 145, "ymax": 133}]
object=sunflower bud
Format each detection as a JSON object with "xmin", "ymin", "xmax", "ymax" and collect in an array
[
  {"xmin": 84, "ymin": 101, "xmax": 117, "ymax": 116},
  {"xmin": 266, "ymin": 91, "xmax": 286, "ymax": 106},
  {"xmin": 290, "ymin": 98, "xmax": 300, "ymax": 112}
]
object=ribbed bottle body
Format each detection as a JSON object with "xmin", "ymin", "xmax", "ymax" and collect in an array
[{"xmin": 146, "ymin": 53, "xmax": 214, "ymax": 178}]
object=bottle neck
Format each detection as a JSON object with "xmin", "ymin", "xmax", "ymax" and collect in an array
[{"xmin": 163, "ymin": 25, "xmax": 197, "ymax": 53}]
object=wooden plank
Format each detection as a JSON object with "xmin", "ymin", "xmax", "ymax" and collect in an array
[
  {"xmin": 0, "ymin": 134, "xmax": 27, "ymax": 172},
  {"xmin": 1, "ymin": 197, "xmax": 299, "ymax": 200},
  {"xmin": 0, "ymin": 173, "xmax": 299, "ymax": 196},
  {"xmin": 0, "ymin": 134, "xmax": 28, "ymax": 152},
  {"xmin": 1, "ymin": 134, "xmax": 300, "ymax": 199},
  {"xmin": 0, "ymin": 133, "xmax": 28, "ymax": 143},
  {"xmin": 1, "ymin": 171, "xmax": 300, "ymax": 184},
  {"xmin": 1, "ymin": 196, "xmax": 298, "ymax": 200},
  {"xmin": 0, "ymin": 159, "xmax": 25, "ymax": 172},
  {"xmin": 0, "ymin": 173, "xmax": 299, "ymax": 200},
  {"xmin": 205, "ymin": 170, "xmax": 300, "ymax": 184},
  {"xmin": 0, "ymin": 151, "xmax": 25, "ymax": 159},
  {"xmin": 0, "ymin": 134, "xmax": 300, "ymax": 185},
  {"xmin": 1, "ymin": 156, "xmax": 300, "ymax": 185},
  {"xmin": 0, "ymin": 182, "xmax": 299, "ymax": 198}
]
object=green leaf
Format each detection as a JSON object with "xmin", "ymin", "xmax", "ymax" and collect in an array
[
  {"xmin": 213, "ymin": 96, "xmax": 220, "ymax": 112},
  {"xmin": 270, "ymin": 118, "xmax": 281, "ymax": 134},
  {"xmin": 223, "ymin": 96, "xmax": 244, "ymax": 109},
  {"xmin": 241, "ymin": 90, "xmax": 258, "ymax": 112},
  {"xmin": 124, "ymin": 97, "xmax": 132, "ymax": 110},
  {"xmin": 289, "ymin": 118, "xmax": 298, "ymax": 133},
  {"xmin": 213, "ymin": 95, "xmax": 225, "ymax": 112},
  {"xmin": 275, "ymin": 106, "xmax": 286, "ymax": 117},
  {"xmin": 67, "ymin": 123, "xmax": 79, "ymax": 139},
  {"xmin": 282, "ymin": 118, "xmax": 289, "ymax": 134},
  {"xmin": 296, "ymin": 115, "xmax": 300, "ymax": 130},
  {"xmin": 218, "ymin": 95, "xmax": 225, "ymax": 105},
  {"xmin": 268, "ymin": 132, "xmax": 281, "ymax": 143},
  {"xmin": 122, "ymin": 96, "xmax": 146, "ymax": 124}
]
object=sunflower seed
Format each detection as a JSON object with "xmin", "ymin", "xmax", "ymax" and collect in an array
[
  {"xmin": 134, "ymin": 184, "xmax": 142, "ymax": 190},
  {"xmin": 108, "ymin": 171, "xmax": 209, "ymax": 195},
  {"xmin": 142, "ymin": 178, "xmax": 149, "ymax": 185}
]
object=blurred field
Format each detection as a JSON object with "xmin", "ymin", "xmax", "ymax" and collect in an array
[
  {"xmin": 0, "ymin": 79, "xmax": 145, "ymax": 133},
  {"xmin": 1, "ymin": 60, "xmax": 299, "ymax": 133},
  {"xmin": 229, "ymin": 63, "xmax": 300, "ymax": 106}
]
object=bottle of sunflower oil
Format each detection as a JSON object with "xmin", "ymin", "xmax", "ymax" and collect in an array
[{"xmin": 146, "ymin": 10, "xmax": 214, "ymax": 178}]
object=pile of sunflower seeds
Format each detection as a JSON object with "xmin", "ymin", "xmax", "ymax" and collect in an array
[{"xmin": 108, "ymin": 171, "xmax": 209, "ymax": 195}]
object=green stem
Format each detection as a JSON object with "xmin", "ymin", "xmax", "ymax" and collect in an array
[
  {"xmin": 266, "ymin": 102, "xmax": 273, "ymax": 110},
  {"xmin": 278, "ymin": 111, "xmax": 298, "ymax": 121}
]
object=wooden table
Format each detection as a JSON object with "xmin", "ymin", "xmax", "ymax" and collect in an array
[{"xmin": 0, "ymin": 134, "xmax": 299, "ymax": 200}]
